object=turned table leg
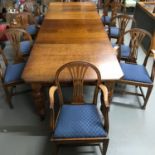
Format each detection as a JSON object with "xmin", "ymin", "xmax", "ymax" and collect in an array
[
  {"xmin": 105, "ymin": 80, "xmax": 115, "ymax": 103},
  {"xmin": 100, "ymin": 81, "xmax": 115, "ymax": 111},
  {"xmin": 31, "ymin": 83, "xmax": 45, "ymax": 119}
]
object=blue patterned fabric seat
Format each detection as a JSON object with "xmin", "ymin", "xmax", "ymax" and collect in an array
[
  {"xmin": 4, "ymin": 63, "xmax": 25, "ymax": 84},
  {"xmin": 101, "ymin": 16, "xmax": 111, "ymax": 25},
  {"xmin": 26, "ymin": 24, "xmax": 38, "ymax": 36},
  {"xmin": 112, "ymin": 43, "xmax": 130, "ymax": 57},
  {"xmin": 20, "ymin": 41, "xmax": 32, "ymax": 55},
  {"xmin": 120, "ymin": 45, "xmax": 131, "ymax": 57},
  {"xmin": 120, "ymin": 63, "xmax": 152, "ymax": 83},
  {"xmin": 109, "ymin": 26, "xmax": 120, "ymax": 38},
  {"xmin": 54, "ymin": 104, "xmax": 107, "ymax": 138}
]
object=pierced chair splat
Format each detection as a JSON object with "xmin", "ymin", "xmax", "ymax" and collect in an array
[
  {"xmin": 4, "ymin": 28, "xmax": 33, "ymax": 62},
  {"xmin": 117, "ymin": 28, "xmax": 152, "ymax": 63},
  {"xmin": 49, "ymin": 61, "xmax": 110, "ymax": 155},
  {"xmin": 115, "ymin": 29, "xmax": 155, "ymax": 109},
  {"xmin": 108, "ymin": 14, "xmax": 136, "ymax": 43}
]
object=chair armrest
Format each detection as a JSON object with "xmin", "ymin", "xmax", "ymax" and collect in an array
[
  {"xmin": 99, "ymin": 84, "xmax": 109, "ymax": 132},
  {"xmin": 49, "ymin": 86, "xmax": 58, "ymax": 109},
  {"xmin": 151, "ymin": 49, "xmax": 155, "ymax": 81},
  {"xmin": 151, "ymin": 49, "xmax": 155, "ymax": 60},
  {"xmin": 49, "ymin": 86, "xmax": 58, "ymax": 131},
  {"xmin": 99, "ymin": 84, "xmax": 109, "ymax": 108}
]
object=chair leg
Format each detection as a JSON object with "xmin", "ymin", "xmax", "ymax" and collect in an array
[
  {"xmin": 102, "ymin": 139, "xmax": 109, "ymax": 155},
  {"xmin": 142, "ymin": 86, "xmax": 153, "ymax": 110},
  {"xmin": 52, "ymin": 143, "xmax": 58, "ymax": 155},
  {"xmin": 3, "ymin": 86, "xmax": 13, "ymax": 109}
]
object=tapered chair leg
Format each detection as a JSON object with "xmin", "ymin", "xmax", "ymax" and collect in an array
[
  {"xmin": 102, "ymin": 139, "xmax": 109, "ymax": 155},
  {"xmin": 3, "ymin": 86, "xmax": 13, "ymax": 108},
  {"xmin": 52, "ymin": 143, "xmax": 58, "ymax": 155},
  {"xmin": 142, "ymin": 86, "xmax": 153, "ymax": 109}
]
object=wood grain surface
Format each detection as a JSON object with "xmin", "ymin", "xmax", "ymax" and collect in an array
[{"xmin": 22, "ymin": 2, "xmax": 123, "ymax": 83}]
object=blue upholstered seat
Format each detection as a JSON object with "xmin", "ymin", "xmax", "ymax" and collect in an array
[
  {"xmin": 20, "ymin": 41, "xmax": 32, "ymax": 55},
  {"xmin": 4, "ymin": 63, "xmax": 25, "ymax": 84},
  {"xmin": 54, "ymin": 104, "xmax": 107, "ymax": 138},
  {"xmin": 35, "ymin": 15, "xmax": 43, "ymax": 25},
  {"xmin": 26, "ymin": 24, "xmax": 37, "ymax": 36},
  {"xmin": 120, "ymin": 63, "xmax": 152, "ymax": 83},
  {"xmin": 112, "ymin": 43, "xmax": 131, "ymax": 57},
  {"xmin": 120, "ymin": 45, "xmax": 131, "ymax": 57},
  {"xmin": 101, "ymin": 16, "xmax": 111, "ymax": 24},
  {"xmin": 109, "ymin": 26, "xmax": 120, "ymax": 37}
]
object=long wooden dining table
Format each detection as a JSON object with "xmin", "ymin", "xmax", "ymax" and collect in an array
[{"xmin": 22, "ymin": 2, "xmax": 123, "ymax": 118}]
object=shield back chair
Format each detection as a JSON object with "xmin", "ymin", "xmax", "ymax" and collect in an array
[
  {"xmin": 4, "ymin": 28, "xmax": 33, "ymax": 62},
  {"xmin": 20, "ymin": 1, "xmax": 44, "ymax": 25},
  {"xmin": 115, "ymin": 30, "xmax": 155, "ymax": 109},
  {"xmin": 0, "ymin": 46, "xmax": 26, "ymax": 108},
  {"xmin": 101, "ymin": 0, "xmax": 126, "ymax": 28},
  {"xmin": 49, "ymin": 61, "xmax": 110, "ymax": 155},
  {"xmin": 15, "ymin": 12, "xmax": 39, "ymax": 39},
  {"xmin": 108, "ymin": 14, "xmax": 136, "ymax": 43},
  {"xmin": 33, "ymin": 4, "xmax": 44, "ymax": 25},
  {"xmin": 117, "ymin": 28, "xmax": 152, "ymax": 63}
]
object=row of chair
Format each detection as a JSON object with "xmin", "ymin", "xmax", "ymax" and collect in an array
[
  {"xmin": 100, "ymin": 1, "xmax": 155, "ymax": 109},
  {"xmin": 0, "ymin": 0, "xmax": 45, "ymax": 108}
]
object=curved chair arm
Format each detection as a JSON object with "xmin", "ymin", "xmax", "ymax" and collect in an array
[
  {"xmin": 99, "ymin": 84, "xmax": 109, "ymax": 108},
  {"xmin": 99, "ymin": 84, "xmax": 109, "ymax": 132},
  {"xmin": 49, "ymin": 86, "xmax": 58, "ymax": 109},
  {"xmin": 49, "ymin": 86, "xmax": 58, "ymax": 131},
  {"xmin": 151, "ymin": 49, "xmax": 155, "ymax": 82}
]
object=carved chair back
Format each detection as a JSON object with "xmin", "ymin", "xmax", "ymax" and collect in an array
[
  {"xmin": 4, "ymin": 28, "xmax": 32, "ymax": 61},
  {"xmin": 55, "ymin": 61, "xmax": 102, "ymax": 105},
  {"xmin": 118, "ymin": 28, "xmax": 152, "ymax": 63}
]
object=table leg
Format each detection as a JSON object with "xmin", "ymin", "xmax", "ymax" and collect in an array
[
  {"xmin": 105, "ymin": 80, "xmax": 115, "ymax": 103},
  {"xmin": 31, "ymin": 83, "xmax": 45, "ymax": 119}
]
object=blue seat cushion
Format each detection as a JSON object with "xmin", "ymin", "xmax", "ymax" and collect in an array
[
  {"xmin": 26, "ymin": 24, "xmax": 37, "ymax": 35},
  {"xmin": 120, "ymin": 63, "xmax": 152, "ymax": 83},
  {"xmin": 120, "ymin": 45, "xmax": 131, "ymax": 57},
  {"xmin": 54, "ymin": 104, "xmax": 107, "ymax": 138},
  {"xmin": 4, "ymin": 63, "xmax": 25, "ymax": 84},
  {"xmin": 35, "ymin": 15, "xmax": 43, "ymax": 25},
  {"xmin": 109, "ymin": 26, "xmax": 120, "ymax": 37},
  {"xmin": 20, "ymin": 41, "xmax": 32, "ymax": 55},
  {"xmin": 101, "ymin": 16, "xmax": 111, "ymax": 24}
]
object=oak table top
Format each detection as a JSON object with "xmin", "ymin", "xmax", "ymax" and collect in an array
[{"xmin": 22, "ymin": 2, "xmax": 123, "ymax": 83}]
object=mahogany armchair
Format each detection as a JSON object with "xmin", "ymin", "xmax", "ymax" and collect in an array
[
  {"xmin": 0, "ymin": 46, "xmax": 26, "ymax": 108},
  {"xmin": 20, "ymin": 1, "xmax": 44, "ymax": 25},
  {"xmin": 49, "ymin": 61, "xmax": 110, "ymax": 155},
  {"xmin": 108, "ymin": 14, "xmax": 136, "ymax": 43},
  {"xmin": 117, "ymin": 28, "xmax": 152, "ymax": 63},
  {"xmin": 115, "ymin": 30, "xmax": 154, "ymax": 109},
  {"xmin": 3, "ymin": 28, "xmax": 33, "ymax": 62},
  {"xmin": 15, "ymin": 12, "xmax": 39, "ymax": 39},
  {"xmin": 101, "ymin": 0, "xmax": 126, "ymax": 27}
]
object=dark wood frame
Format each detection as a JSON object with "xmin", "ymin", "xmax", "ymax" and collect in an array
[
  {"xmin": 116, "ymin": 30, "xmax": 155, "ymax": 109},
  {"xmin": 0, "ymin": 47, "xmax": 27, "ymax": 108},
  {"xmin": 49, "ymin": 61, "xmax": 110, "ymax": 155}
]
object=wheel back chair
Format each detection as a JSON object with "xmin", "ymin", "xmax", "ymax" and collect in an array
[
  {"xmin": 49, "ymin": 61, "xmax": 110, "ymax": 155},
  {"xmin": 0, "ymin": 46, "xmax": 27, "ymax": 108},
  {"xmin": 108, "ymin": 14, "xmax": 136, "ymax": 43},
  {"xmin": 115, "ymin": 29, "xmax": 155, "ymax": 109},
  {"xmin": 2, "ymin": 28, "xmax": 33, "ymax": 62}
]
